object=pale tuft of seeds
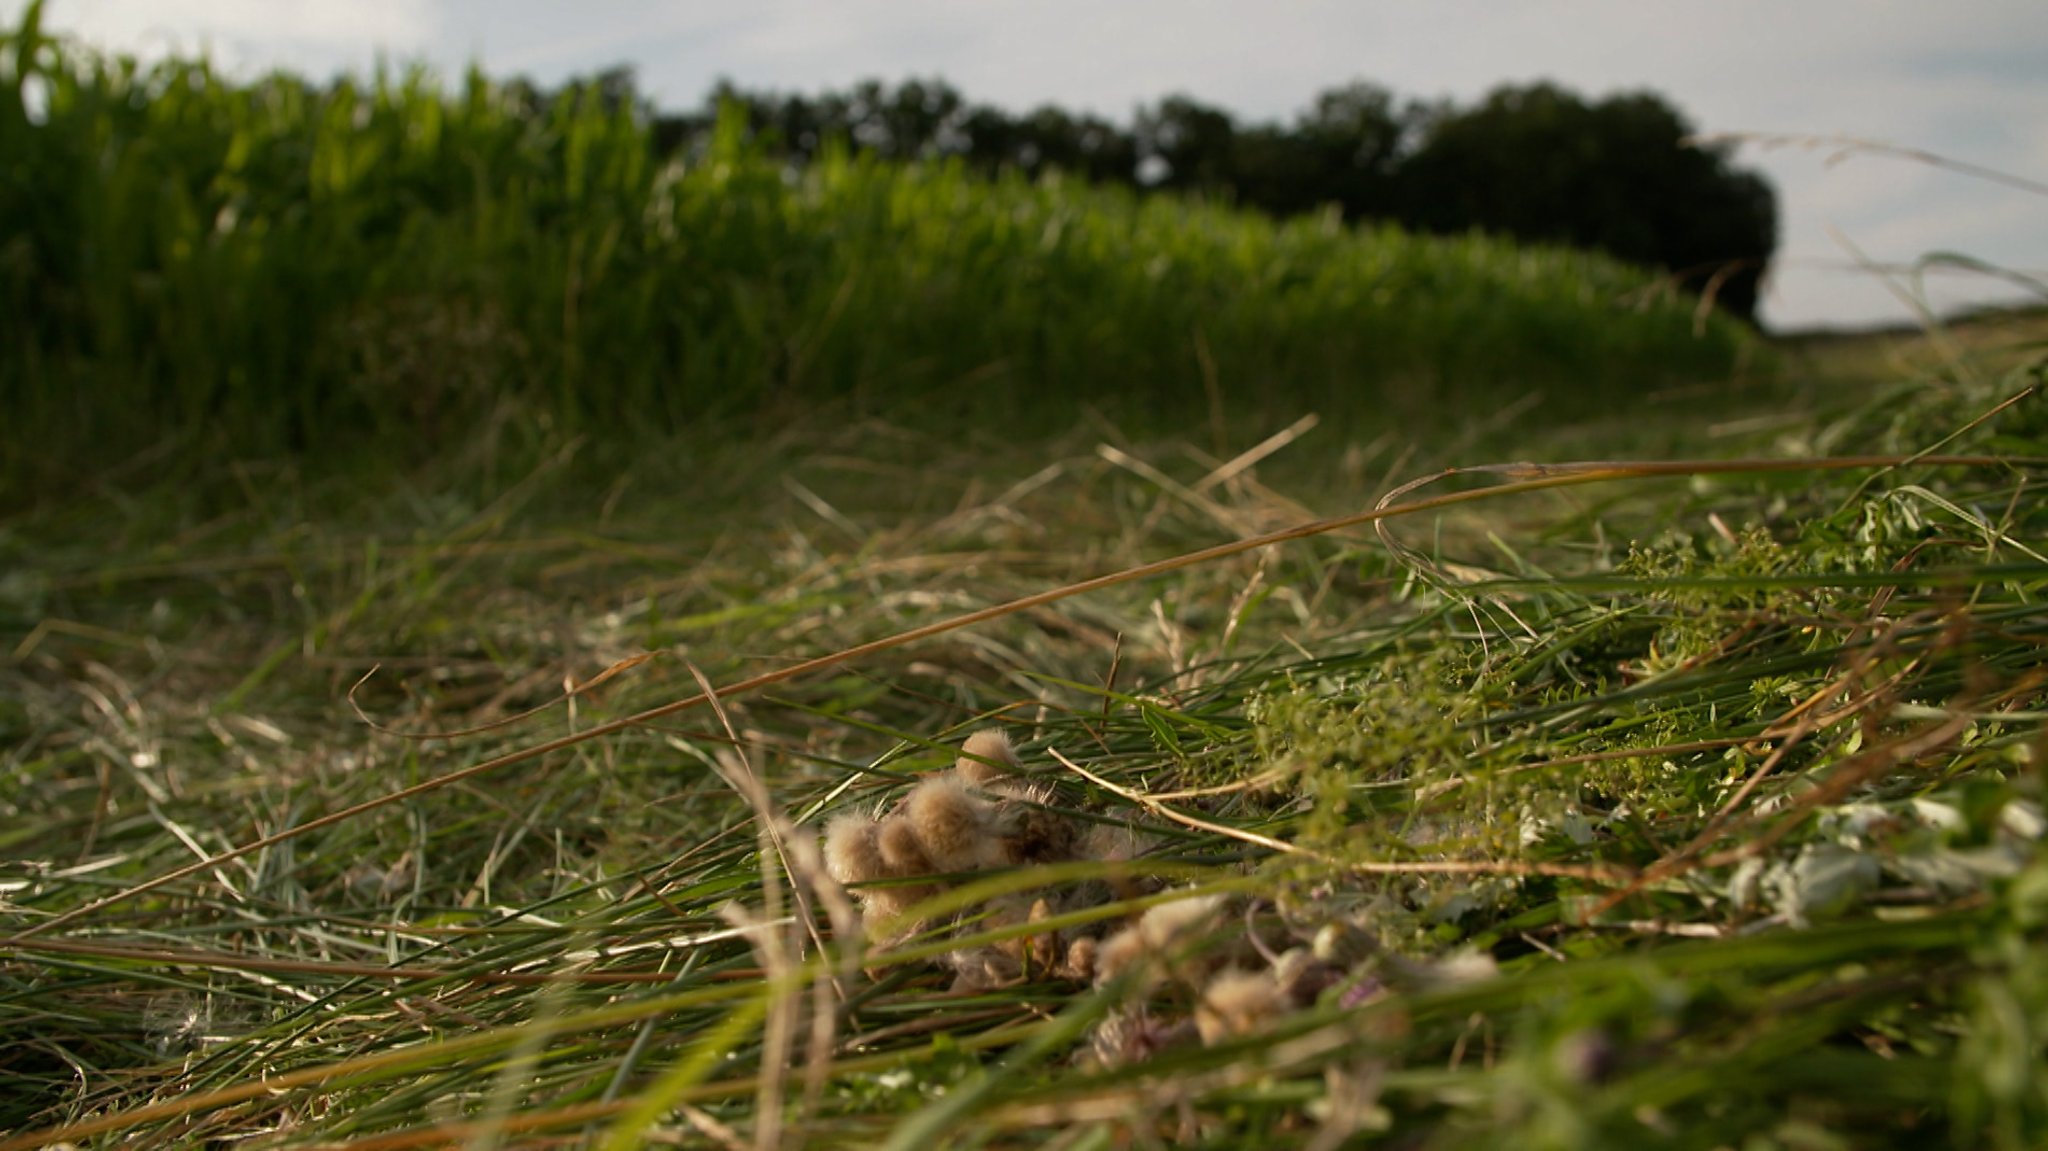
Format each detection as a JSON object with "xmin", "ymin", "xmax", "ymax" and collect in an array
[
  {"xmin": 820, "ymin": 729, "xmax": 1166, "ymax": 991},
  {"xmin": 819, "ymin": 730, "xmax": 1059, "ymax": 953},
  {"xmin": 876, "ymin": 817, "xmax": 934, "ymax": 875},
  {"xmin": 1092, "ymin": 892, "xmax": 1227, "ymax": 989},
  {"xmin": 1195, "ymin": 967, "xmax": 1290, "ymax": 1045},
  {"xmin": 904, "ymin": 776, "xmax": 999, "ymax": 872},
  {"xmin": 955, "ymin": 729, "xmax": 1022, "ymax": 786},
  {"xmin": 823, "ymin": 814, "xmax": 883, "ymax": 887}
]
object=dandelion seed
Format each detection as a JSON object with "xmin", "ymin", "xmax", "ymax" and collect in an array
[{"xmin": 144, "ymin": 994, "xmax": 220, "ymax": 1056}]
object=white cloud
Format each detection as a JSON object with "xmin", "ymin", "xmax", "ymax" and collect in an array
[{"xmin": 24, "ymin": 0, "xmax": 434, "ymax": 77}]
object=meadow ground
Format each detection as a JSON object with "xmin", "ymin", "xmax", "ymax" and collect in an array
[
  {"xmin": 5, "ymin": 11, "xmax": 2048, "ymax": 1143},
  {"xmin": 3, "ymin": 312, "xmax": 2046, "ymax": 1149}
]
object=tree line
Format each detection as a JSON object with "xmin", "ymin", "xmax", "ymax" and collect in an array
[{"xmin": 575, "ymin": 74, "xmax": 1775, "ymax": 323}]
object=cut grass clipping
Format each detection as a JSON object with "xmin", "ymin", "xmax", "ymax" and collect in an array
[{"xmin": 5, "ymin": 358, "xmax": 2048, "ymax": 1147}]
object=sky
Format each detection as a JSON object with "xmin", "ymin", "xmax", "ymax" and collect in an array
[{"xmin": 12, "ymin": 0, "xmax": 2048, "ymax": 331}]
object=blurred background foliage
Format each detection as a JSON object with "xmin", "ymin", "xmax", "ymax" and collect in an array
[
  {"xmin": 2, "ymin": 1, "xmax": 1764, "ymax": 503},
  {"xmin": 678, "ymin": 74, "xmax": 1776, "ymax": 321}
]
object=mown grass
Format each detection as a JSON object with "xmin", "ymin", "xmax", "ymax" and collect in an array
[
  {"xmin": 0, "ymin": 1, "xmax": 1756, "ymax": 504},
  {"xmin": 3, "ymin": 313, "xmax": 2045, "ymax": 1147},
  {"xmin": 6, "ymin": 6, "xmax": 2048, "ymax": 1147}
]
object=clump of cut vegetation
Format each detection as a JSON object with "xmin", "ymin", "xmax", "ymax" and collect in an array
[{"xmin": 823, "ymin": 728, "xmax": 1156, "ymax": 989}]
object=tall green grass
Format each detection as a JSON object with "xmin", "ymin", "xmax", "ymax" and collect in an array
[{"xmin": 2, "ymin": 2, "xmax": 1754, "ymax": 496}]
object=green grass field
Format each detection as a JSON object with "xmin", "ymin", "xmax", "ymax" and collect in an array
[
  {"xmin": 0, "ymin": 1, "xmax": 1756, "ymax": 498},
  {"xmin": 5, "ymin": 8, "xmax": 2048, "ymax": 1148}
]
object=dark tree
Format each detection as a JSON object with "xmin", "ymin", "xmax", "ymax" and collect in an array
[
  {"xmin": 1232, "ymin": 82, "xmax": 1428, "ymax": 220},
  {"xmin": 965, "ymin": 104, "xmax": 1138, "ymax": 183},
  {"xmin": 1133, "ymin": 95, "xmax": 1238, "ymax": 190},
  {"xmin": 1395, "ymin": 83, "xmax": 1775, "ymax": 321},
  {"xmin": 834, "ymin": 78, "xmax": 970, "ymax": 159},
  {"xmin": 1297, "ymin": 83, "xmax": 1437, "ymax": 220},
  {"xmin": 639, "ymin": 74, "xmax": 1777, "ymax": 321}
]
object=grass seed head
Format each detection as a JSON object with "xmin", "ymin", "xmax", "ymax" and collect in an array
[
  {"xmin": 1065, "ymin": 935, "xmax": 1101, "ymax": 982},
  {"xmin": 956, "ymin": 728, "xmax": 1023, "ymax": 785},
  {"xmin": 945, "ymin": 945, "xmax": 1022, "ymax": 991},
  {"xmin": 1088, "ymin": 1008, "xmax": 1194, "ymax": 1067},
  {"xmin": 823, "ymin": 814, "xmax": 885, "ymax": 887},
  {"xmin": 991, "ymin": 796, "xmax": 1081, "ymax": 865},
  {"xmin": 904, "ymin": 775, "xmax": 1001, "ymax": 872},
  {"xmin": 1094, "ymin": 891, "xmax": 1229, "ymax": 988},
  {"xmin": 877, "ymin": 815, "xmax": 935, "ymax": 876},
  {"xmin": 1135, "ymin": 892, "xmax": 1227, "ymax": 950},
  {"xmin": 1092, "ymin": 923, "xmax": 1152, "ymax": 987},
  {"xmin": 1272, "ymin": 947, "xmax": 1347, "ymax": 1006},
  {"xmin": 1196, "ymin": 967, "xmax": 1289, "ymax": 1045}
]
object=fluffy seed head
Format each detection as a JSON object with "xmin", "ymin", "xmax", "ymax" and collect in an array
[
  {"xmin": 1080, "ymin": 822, "xmax": 1151, "ymax": 864},
  {"xmin": 983, "ymin": 894, "xmax": 1065, "ymax": 977},
  {"xmin": 1001, "ymin": 801, "xmax": 1079, "ymax": 864},
  {"xmin": 1272, "ymin": 947, "xmax": 1345, "ymax": 1005},
  {"xmin": 905, "ymin": 776, "xmax": 996, "ymax": 873},
  {"xmin": 1079, "ymin": 823, "xmax": 1160, "ymax": 901},
  {"xmin": 1064, "ymin": 936, "xmax": 1101, "ymax": 982},
  {"xmin": 1407, "ymin": 947, "xmax": 1500, "ymax": 989},
  {"xmin": 1136, "ymin": 893, "xmax": 1226, "ymax": 950},
  {"xmin": 1092, "ymin": 923, "xmax": 1153, "ymax": 987},
  {"xmin": 956, "ymin": 729, "xmax": 1022, "ymax": 786},
  {"xmin": 1093, "ymin": 893, "xmax": 1227, "ymax": 988},
  {"xmin": 1311, "ymin": 920, "xmax": 1377, "ymax": 966},
  {"xmin": 1088, "ymin": 1009, "xmax": 1190, "ymax": 1067},
  {"xmin": 822, "ymin": 815, "xmax": 883, "ymax": 886},
  {"xmin": 858, "ymin": 882, "xmax": 930, "ymax": 931},
  {"xmin": 944, "ymin": 946, "xmax": 1021, "ymax": 991},
  {"xmin": 876, "ymin": 815, "xmax": 934, "ymax": 876},
  {"xmin": 1196, "ymin": 968, "xmax": 1288, "ymax": 1045}
]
